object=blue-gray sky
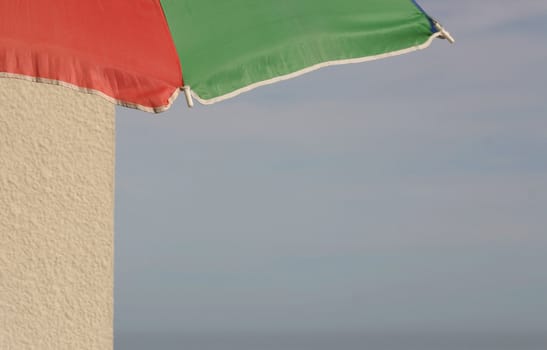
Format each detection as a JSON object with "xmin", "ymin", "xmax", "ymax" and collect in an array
[{"xmin": 114, "ymin": 0, "xmax": 547, "ymax": 342}]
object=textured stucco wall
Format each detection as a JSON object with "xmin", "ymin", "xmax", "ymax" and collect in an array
[{"xmin": 0, "ymin": 79, "xmax": 114, "ymax": 349}]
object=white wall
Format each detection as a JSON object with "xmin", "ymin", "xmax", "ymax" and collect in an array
[{"xmin": 0, "ymin": 78, "xmax": 114, "ymax": 349}]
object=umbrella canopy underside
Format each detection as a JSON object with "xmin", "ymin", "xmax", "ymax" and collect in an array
[{"xmin": 0, "ymin": 0, "xmax": 443, "ymax": 113}]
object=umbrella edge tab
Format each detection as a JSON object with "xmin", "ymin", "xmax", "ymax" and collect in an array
[{"xmin": 182, "ymin": 86, "xmax": 194, "ymax": 108}]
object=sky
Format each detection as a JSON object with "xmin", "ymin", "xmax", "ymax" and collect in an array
[{"xmin": 114, "ymin": 1, "xmax": 547, "ymax": 348}]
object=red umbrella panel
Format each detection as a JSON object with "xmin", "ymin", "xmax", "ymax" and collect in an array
[{"xmin": 0, "ymin": 1, "xmax": 182, "ymax": 112}]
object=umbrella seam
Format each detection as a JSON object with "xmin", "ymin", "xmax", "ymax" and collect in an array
[{"xmin": 157, "ymin": 0, "xmax": 184, "ymax": 88}]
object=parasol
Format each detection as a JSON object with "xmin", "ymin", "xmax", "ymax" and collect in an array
[{"xmin": 0, "ymin": 0, "xmax": 453, "ymax": 113}]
